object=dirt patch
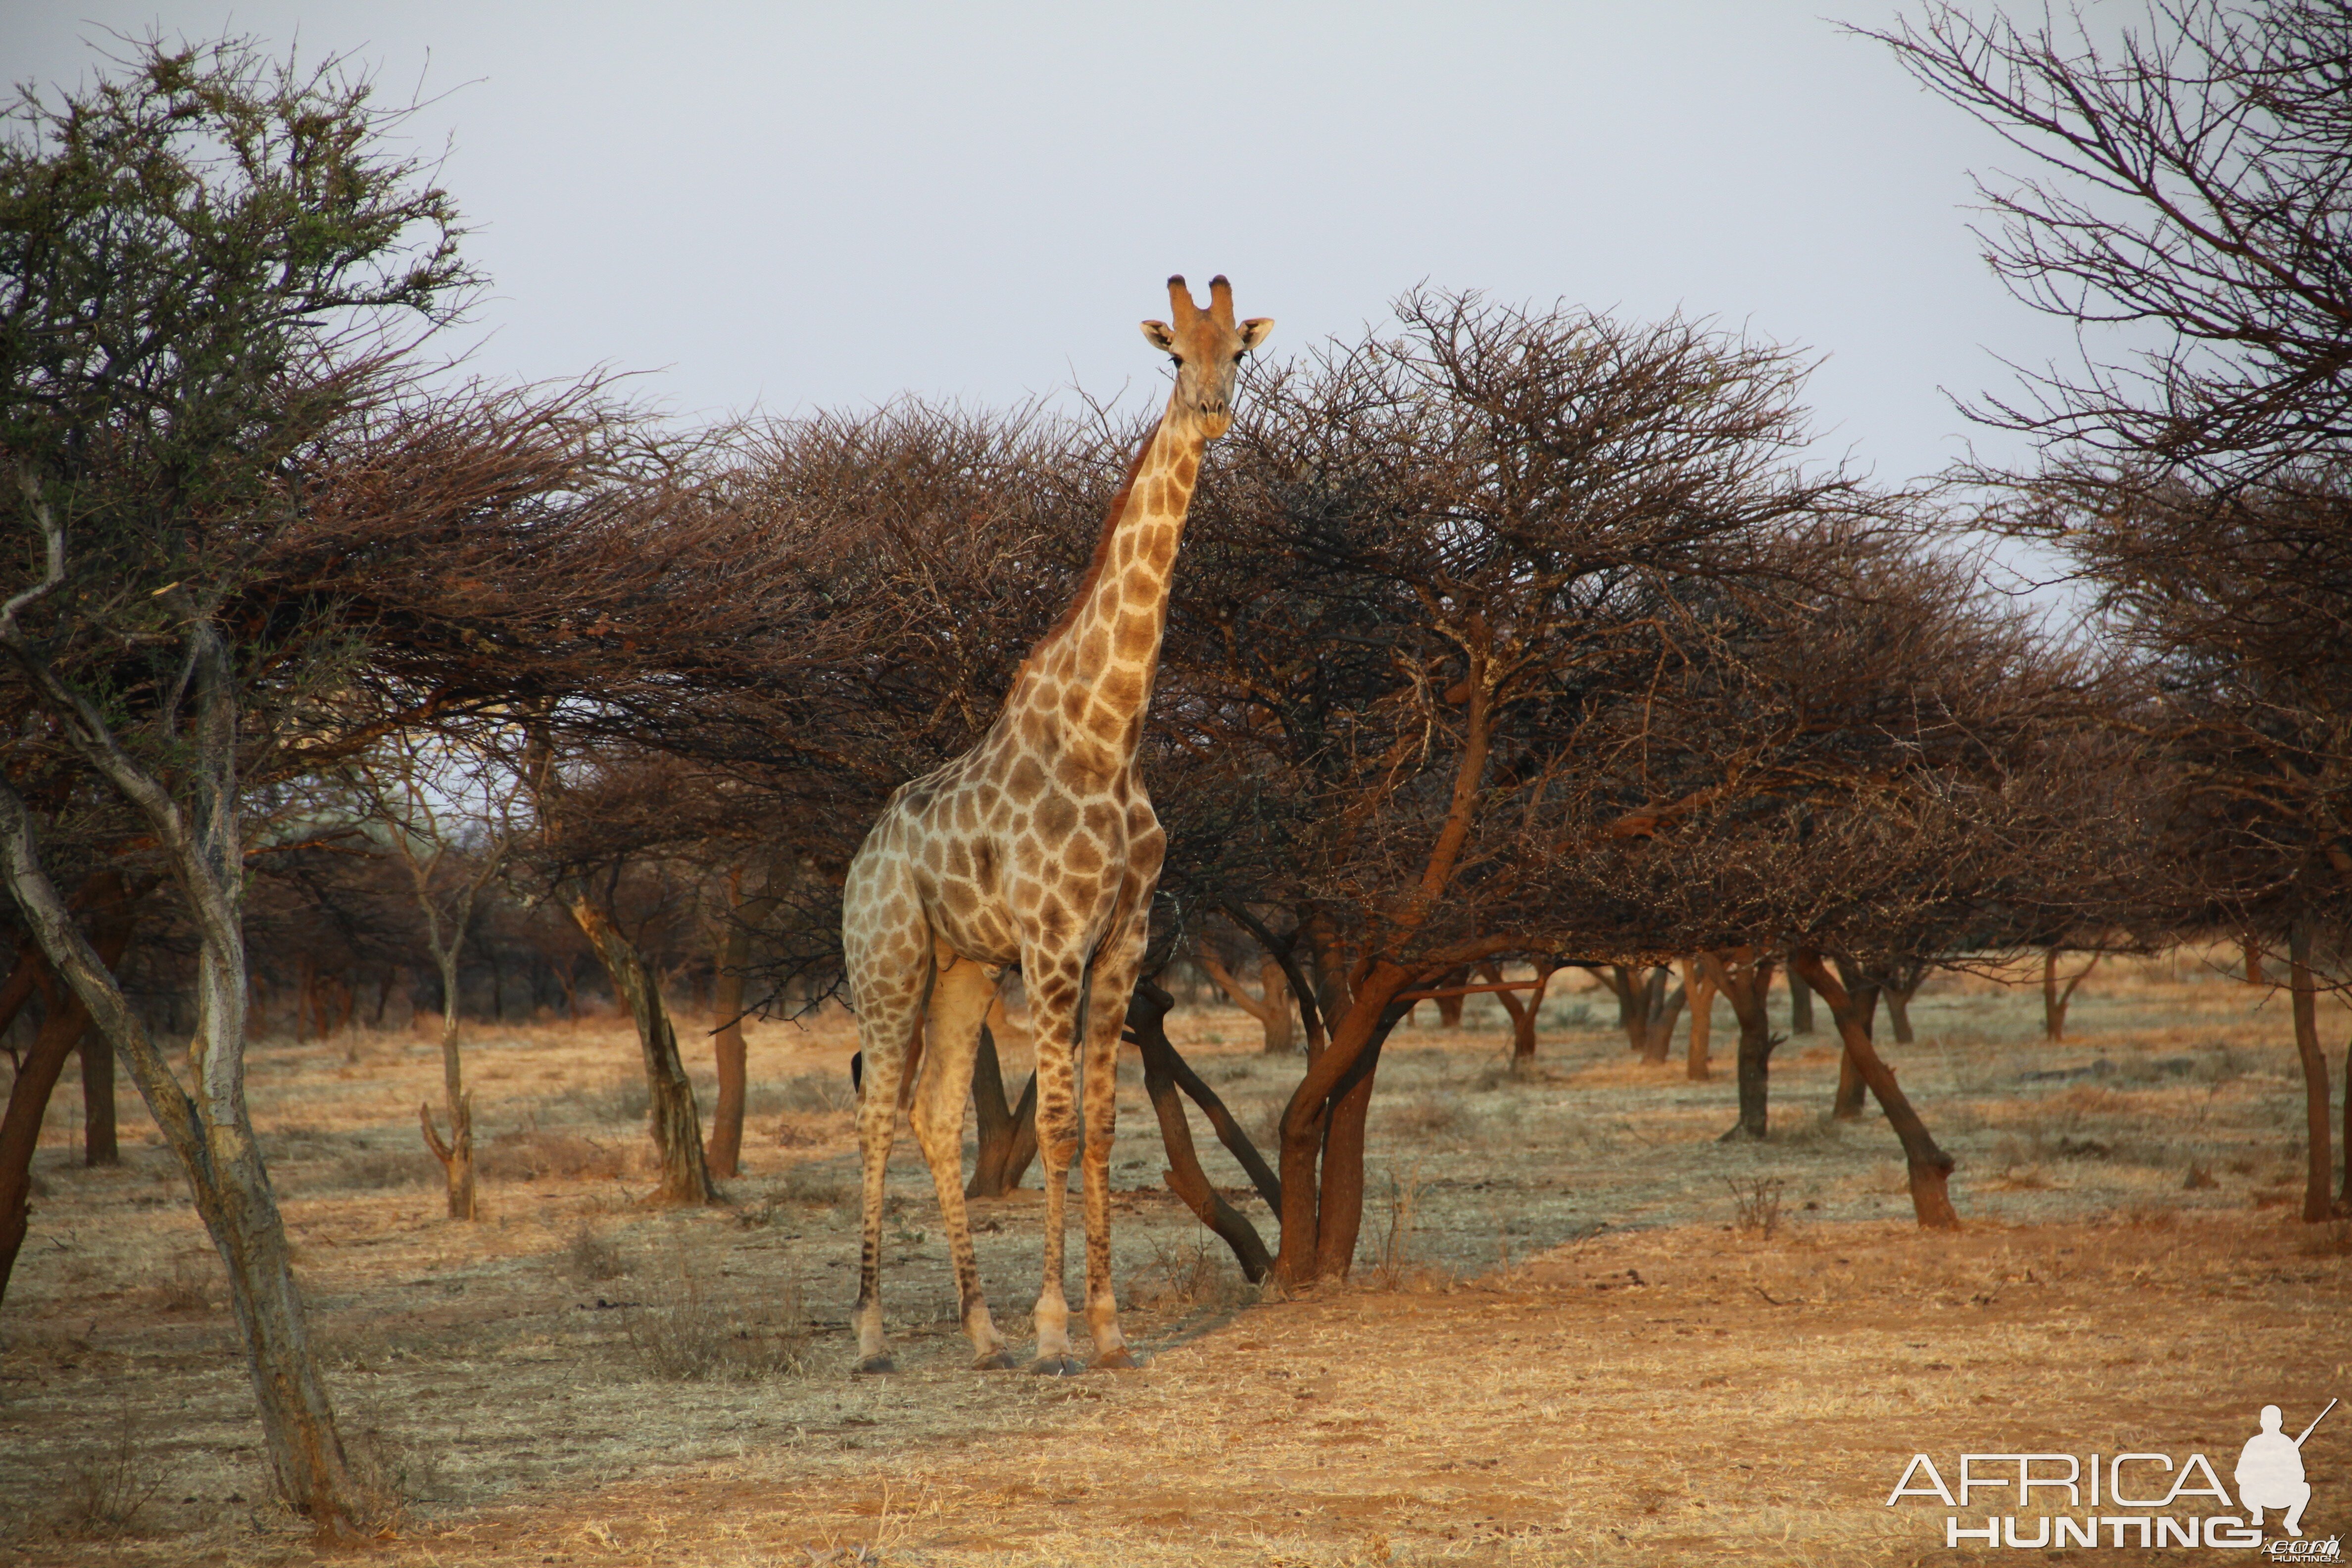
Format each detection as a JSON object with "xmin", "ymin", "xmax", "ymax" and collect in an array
[{"xmin": 0, "ymin": 954, "xmax": 2344, "ymax": 1564}]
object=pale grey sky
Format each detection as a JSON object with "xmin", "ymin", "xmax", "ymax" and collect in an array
[{"xmin": 3, "ymin": 1, "xmax": 2090, "ymax": 487}]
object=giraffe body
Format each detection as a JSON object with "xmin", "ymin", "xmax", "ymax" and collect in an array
[{"xmin": 843, "ymin": 277, "xmax": 1271, "ymax": 1373}]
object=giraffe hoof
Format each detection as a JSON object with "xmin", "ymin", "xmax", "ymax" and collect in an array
[
  {"xmin": 852, "ymin": 1354, "xmax": 896, "ymax": 1375},
  {"xmin": 1026, "ymin": 1354, "xmax": 1085, "ymax": 1377},
  {"xmin": 1090, "ymin": 1347, "xmax": 1140, "ymax": 1371},
  {"xmin": 973, "ymin": 1349, "xmax": 1018, "ymax": 1371}
]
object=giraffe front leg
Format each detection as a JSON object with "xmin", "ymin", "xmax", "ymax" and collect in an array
[
  {"xmin": 1024, "ymin": 958, "xmax": 1083, "ymax": 1376},
  {"xmin": 1080, "ymin": 931, "xmax": 1144, "ymax": 1370}
]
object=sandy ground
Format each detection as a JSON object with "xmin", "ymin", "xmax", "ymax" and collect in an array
[{"xmin": 0, "ymin": 950, "xmax": 2345, "ymax": 1566}]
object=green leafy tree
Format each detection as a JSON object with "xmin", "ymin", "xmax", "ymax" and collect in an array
[{"xmin": 0, "ymin": 36, "xmax": 472, "ymax": 1527}]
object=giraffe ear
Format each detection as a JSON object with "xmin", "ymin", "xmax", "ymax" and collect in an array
[
  {"xmin": 1140, "ymin": 320, "xmax": 1177, "ymax": 353},
  {"xmin": 1238, "ymin": 317, "xmax": 1275, "ymax": 351}
]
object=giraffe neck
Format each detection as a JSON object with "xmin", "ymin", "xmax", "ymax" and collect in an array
[{"xmin": 1012, "ymin": 406, "xmax": 1207, "ymax": 769}]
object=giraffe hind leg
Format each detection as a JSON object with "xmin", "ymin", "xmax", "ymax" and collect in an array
[
  {"xmin": 909, "ymin": 951, "xmax": 1014, "ymax": 1369},
  {"xmin": 848, "ymin": 914, "xmax": 929, "ymax": 1374},
  {"xmin": 1022, "ymin": 949, "xmax": 1085, "ymax": 1376}
]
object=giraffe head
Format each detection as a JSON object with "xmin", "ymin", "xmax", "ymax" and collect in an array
[{"xmin": 1140, "ymin": 275, "xmax": 1273, "ymax": 439}]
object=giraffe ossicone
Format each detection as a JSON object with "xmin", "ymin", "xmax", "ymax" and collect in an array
[{"xmin": 840, "ymin": 276, "xmax": 1272, "ymax": 1374}]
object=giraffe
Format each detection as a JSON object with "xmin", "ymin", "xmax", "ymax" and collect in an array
[{"xmin": 841, "ymin": 275, "xmax": 1272, "ymax": 1374}]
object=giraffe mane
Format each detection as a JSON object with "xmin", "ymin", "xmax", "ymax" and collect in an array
[{"xmin": 1031, "ymin": 415, "xmax": 1163, "ymax": 653}]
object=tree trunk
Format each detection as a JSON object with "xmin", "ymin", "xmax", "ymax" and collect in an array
[
  {"xmin": 1606, "ymin": 964, "xmax": 1643, "ymax": 1052},
  {"xmin": 2041, "ymin": 948, "xmax": 2099, "ymax": 1041},
  {"xmin": 419, "ymin": 950, "xmax": 477, "ymax": 1222},
  {"xmin": 1433, "ymin": 966, "xmax": 1468, "ymax": 1030},
  {"xmin": 80, "ymin": 1026, "xmax": 116, "ymax": 1166},
  {"xmin": 1314, "ymin": 1015, "xmax": 1398, "ymax": 1282},
  {"xmin": 1830, "ymin": 956, "xmax": 1883, "ymax": 1121},
  {"xmin": 966, "ymin": 1011, "xmax": 1039, "ymax": 1199},
  {"xmin": 0, "ymin": 781, "xmax": 361, "ymax": 1529},
  {"xmin": 1271, "ymin": 958, "xmax": 1416, "ymax": 1288},
  {"xmin": 1683, "ymin": 957, "xmax": 1714, "ymax": 1081},
  {"xmin": 1200, "ymin": 951, "xmax": 1297, "ymax": 1055},
  {"xmin": 2245, "ymin": 935, "xmax": 2265, "ymax": 986},
  {"xmin": 1128, "ymin": 980, "xmax": 1272, "ymax": 1280},
  {"xmin": 706, "ymin": 862, "xmax": 782, "ymax": 1179},
  {"xmin": 1706, "ymin": 950, "xmax": 1778, "ymax": 1140},
  {"xmin": 1884, "ymin": 986, "xmax": 1917, "ymax": 1045},
  {"xmin": 1640, "ymin": 970, "xmax": 1687, "ymax": 1064},
  {"xmin": 1786, "ymin": 964, "xmax": 1815, "ymax": 1035},
  {"xmin": 1793, "ymin": 949, "xmax": 1959, "ymax": 1229},
  {"xmin": 0, "ymin": 874, "xmax": 135, "ymax": 1303},
  {"xmin": 1484, "ymin": 961, "xmax": 1556, "ymax": 1069},
  {"xmin": 565, "ymin": 894, "xmax": 716, "ymax": 1206},
  {"xmin": 2288, "ymin": 916, "xmax": 2337, "ymax": 1223}
]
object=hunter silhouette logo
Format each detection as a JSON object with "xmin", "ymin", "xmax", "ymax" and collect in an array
[
  {"xmin": 2241, "ymin": 1400, "xmax": 2332, "ymax": 1546},
  {"xmin": 1885, "ymin": 1396, "xmax": 2337, "ymax": 1552}
]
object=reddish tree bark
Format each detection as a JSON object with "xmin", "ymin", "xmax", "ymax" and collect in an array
[
  {"xmin": 1683, "ymin": 957, "xmax": 1714, "ymax": 1080},
  {"xmin": 1830, "ymin": 955, "xmax": 1883, "ymax": 1121},
  {"xmin": 1128, "ymin": 980, "xmax": 1273, "ymax": 1281},
  {"xmin": 2041, "ymin": 948, "xmax": 2099, "ymax": 1041},
  {"xmin": 1482, "ymin": 960, "xmax": 1557, "ymax": 1069},
  {"xmin": 966, "ymin": 1005, "xmax": 1038, "ymax": 1199},
  {"xmin": 0, "ymin": 872, "xmax": 136, "ymax": 1304},
  {"xmin": 1201, "ymin": 950, "xmax": 1298, "ymax": 1055},
  {"xmin": 1794, "ymin": 949, "xmax": 1960, "ymax": 1229}
]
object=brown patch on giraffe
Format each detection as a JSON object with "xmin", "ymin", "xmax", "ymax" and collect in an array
[
  {"xmin": 1034, "ymin": 794, "xmax": 1078, "ymax": 838},
  {"xmin": 1006, "ymin": 756, "xmax": 1048, "ymax": 804},
  {"xmin": 1082, "ymin": 801, "xmax": 1120, "ymax": 839},
  {"xmin": 1115, "ymin": 612, "xmax": 1157, "ymax": 659},
  {"xmin": 1175, "ymin": 451, "xmax": 1198, "ymax": 485},
  {"xmin": 1064, "ymin": 835, "xmax": 1105, "ymax": 876},
  {"xmin": 1099, "ymin": 668, "xmax": 1145, "ymax": 710}
]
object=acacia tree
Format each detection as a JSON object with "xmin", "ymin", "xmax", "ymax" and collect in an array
[
  {"xmin": 0, "ymin": 38, "xmax": 475, "ymax": 1526},
  {"xmin": 1596, "ymin": 534, "xmax": 2131, "ymax": 1222},
  {"xmin": 1155, "ymin": 293, "xmax": 1869, "ymax": 1285},
  {"xmin": 351, "ymin": 733, "xmax": 526, "ymax": 1219},
  {"xmin": 1877, "ymin": 0, "xmax": 2352, "ymax": 1218}
]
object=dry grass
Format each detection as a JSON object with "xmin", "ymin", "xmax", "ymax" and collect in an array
[
  {"xmin": 0, "ymin": 956, "xmax": 2345, "ymax": 1565},
  {"xmin": 1723, "ymin": 1174, "xmax": 1785, "ymax": 1238},
  {"xmin": 151, "ymin": 1253, "xmax": 213, "ymax": 1314},
  {"xmin": 59, "ymin": 1407, "xmax": 160, "ymax": 1539},
  {"xmin": 1125, "ymin": 1229, "xmax": 1252, "ymax": 1313},
  {"xmin": 621, "ymin": 1249, "xmax": 809, "ymax": 1383},
  {"xmin": 561, "ymin": 1223, "xmax": 628, "ymax": 1283},
  {"xmin": 477, "ymin": 1128, "xmax": 627, "ymax": 1182}
]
